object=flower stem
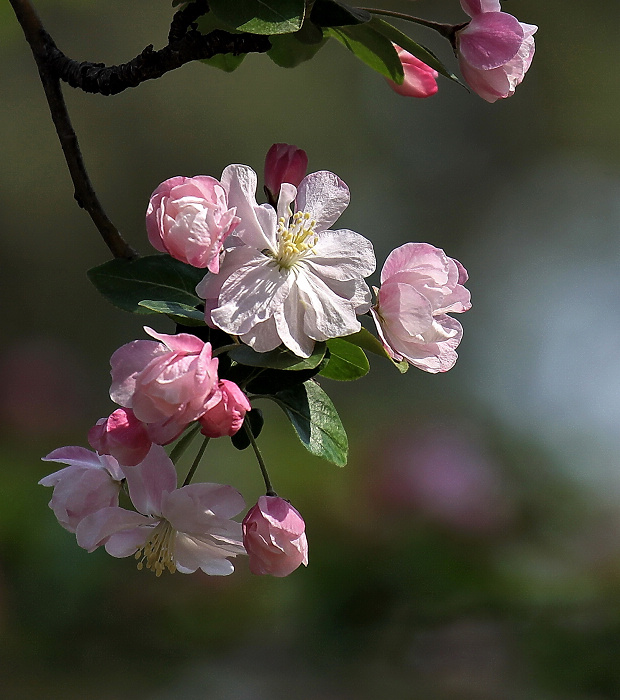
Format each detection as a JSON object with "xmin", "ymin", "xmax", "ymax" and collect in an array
[
  {"xmin": 183, "ymin": 436, "xmax": 210, "ymax": 486},
  {"xmin": 360, "ymin": 8, "xmax": 462, "ymax": 41},
  {"xmin": 244, "ymin": 421, "xmax": 276, "ymax": 496},
  {"xmin": 213, "ymin": 343, "xmax": 240, "ymax": 357},
  {"xmin": 170, "ymin": 422, "xmax": 201, "ymax": 464}
]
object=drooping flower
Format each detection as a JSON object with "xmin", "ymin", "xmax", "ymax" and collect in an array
[
  {"xmin": 88, "ymin": 407, "xmax": 151, "ymax": 467},
  {"xmin": 242, "ymin": 496, "xmax": 308, "ymax": 577},
  {"xmin": 39, "ymin": 446, "xmax": 124, "ymax": 533},
  {"xmin": 110, "ymin": 327, "xmax": 219, "ymax": 444},
  {"xmin": 76, "ymin": 445, "xmax": 246, "ymax": 576},
  {"xmin": 457, "ymin": 0, "xmax": 537, "ymax": 102},
  {"xmin": 264, "ymin": 143, "xmax": 308, "ymax": 205},
  {"xmin": 198, "ymin": 379, "xmax": 251, "ymax": 438},
  {"xmin": 387, "ymin": 46, "xmax": 438, "ymax": 98},
  {"xmin": 196, "ymin": 165, "xmax": 376, "ymax": 358},
  {"xmin": 146, "ymin": 175, "xmax": 240, "ymax": 272},
  {"xmin": 370, "ymin": 243, "xmax": 471, "ymax": 373}
]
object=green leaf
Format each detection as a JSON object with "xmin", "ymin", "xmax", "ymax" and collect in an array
[
  {"xmin": 368, "ymin": 17, "xmax": 462, "ymax": 84},
  {"xmin": 341, "ymin": 327, "xmax": 391, "ymax": 358},
  {"xmin": 267, "ymin": 22, "xmax": 327, "ymax": 67},
  {"xmin": 138, "ymin": 300, "xmax": 205, "ymax": 326},
  {"xmin": 87, "ymin": 255, "xmax": 205, "ymax": 314},
  {"xmin": 310, "ymin": 0, "xmax": 371, "ymax": 27},
  {"xmin": 228, "ymin": 342, "xmax": 326, "ymax": 370},
  {"xmin": 201, "ymin": 52, "xmax": 247, "ymax": 72},
  {"xmin": 319, "ymin": 338, "xmax": 369, "ymax": 381},
  {"xmin": 209, "ymin": 0, "xmax": 306, "ymax": 35},
  {"xmin": 271, "ymin": 380, "xmax": 348, "ymax": 466},
  {"xmin": 325, "ymin": 22, "xmax": 403, "ymax": 82}
]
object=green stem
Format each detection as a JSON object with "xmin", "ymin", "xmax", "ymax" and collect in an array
[
  {"xmin": 169, "ymin": 422, "xmax": 201, "ymax": 464},
  {"xmin": 213, "ymin": 343, "xmax": 240, "ymax": 357},
  {"xmin": 182, "ymin": 436, "xmax": 210, "ymax": 486},
  {"xmin": 244, "ymin": 421, "xmax": 276, "ymax": 496},
  {"xmin": 361, "ymin": 8, "xmax": 463, "ymax": 41}
]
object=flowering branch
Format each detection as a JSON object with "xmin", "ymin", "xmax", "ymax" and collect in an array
[{"xmin": 244, "ymin": 421, "xmax": 276, "ymax": 497}]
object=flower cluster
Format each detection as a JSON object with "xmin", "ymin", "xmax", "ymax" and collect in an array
[{"xmin": 40, "ymin": 144, "xmax": 470, "ymax": 579}]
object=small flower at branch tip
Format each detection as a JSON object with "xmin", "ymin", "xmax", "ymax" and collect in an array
[
  {"xmin": 199, "ymin": 379, "xmax": 251, "ymax": 438},
  {"xmin": 146, "ymin": 175, "xmax": 240, "ymax": 272},
  {"xmin": 457, "ymin": 0, "xmax": 537, "ymax": 102},
  {"xmin": 264, "ymin": 143, "xmax": 308, "ymax": 205},
  {"xmin": 387, "ymin": 46, "xmax": 438, "ymax": 99},
  {"xmin": 75, "ymin": 445, "xmax": 246, "ymax": 576},
  {"xmin": 88, "ymin": 407, "xmax": 151, "ymax": 466},
  {"xmin": 242, "ymin": 496, "xmax": 308, "ymax": 577},
  {"xmin": 371, "ymin": 243, "xmax": 471, "ymax": 373},
  {"xmin": 39, "ymin": 446, "xmax": 124, "ymax": 533}
]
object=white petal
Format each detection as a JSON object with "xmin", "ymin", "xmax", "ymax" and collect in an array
[{"xmin": 295, "ymin": 171, "xmax": 349, "ymax": 231}]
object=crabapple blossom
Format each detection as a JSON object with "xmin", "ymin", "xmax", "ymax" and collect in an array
[
  {"xmin": 264, "ymin": 143, "xmax": 308, "ymax": 204},
  {"xmin": 110, "ymin": 327, "xmax": 218, "ymax": 444},
  {"xmin": 371, "ymin": 243, "xmax": 471, "ymax": 373},
  {"xmin": 88, "ymin": 407, "xmax": 151, "ymax": 466},
  {"xmin": 457, "ymin": 0, "xmax": 537, "ymax": 102},
  {"xmin": 387, "ymin": 46, "xmax": 438, "ymax": 98},
  {"xmin": 199, "ymin": 379, "xmax": 251, "ymax": 438},
  {"xmin": 146, "ymin": 175, "xmax": 240, "ymax": 272},
  {"xmin": 76, "ymin": 445, "xmax": 246, "ymax": 576},
  {"xmin": 39, "ymin": 447, "xmax": 124, "ymax": 533},
  {"xmin": 242, "ymin": 496, "xmax": 308, "ymax": 577},
  {"xmin": 197, "ymin": 165, "xmax": 376, "ymax": 358}
]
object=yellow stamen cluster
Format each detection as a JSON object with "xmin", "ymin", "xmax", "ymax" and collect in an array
[
  {"xmin": 135, "ymin": 519, "xmax": 176, "ymax": 577},
  {"xmin": 273, "ymin": 211, "xmax": 318, "ymax": 270}
]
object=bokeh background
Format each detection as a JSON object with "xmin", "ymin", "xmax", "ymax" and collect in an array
[{"xmin": 2, "ymin": 0, "xmax": 620, "ymax": 697}]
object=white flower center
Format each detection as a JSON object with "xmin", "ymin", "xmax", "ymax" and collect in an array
[
  {"xmin": 273, "ymin": 211, "xmax": 318, "ymax": 270},
  {"xmin": 135, "ymin": 519, "xmax": 176, "ymax": 577}
]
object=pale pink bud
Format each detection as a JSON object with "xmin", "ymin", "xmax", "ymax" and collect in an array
[
  {"xmin": 88, "ymin": 407, "xmax": 151, "ymax": 466},
  {"xmin": 264, "ymin": 143, "xmax": 308, "ymax": 202},
  {"xmin": 242, "ymin": 496, "xmax": 308, "ymax": 577},
  {"xmin": 387, "ymin": 46, "xmax": 438, "ymax": 98},
  {"xmin": 199, "ymin": 379, "xmax": 251, "ymax": 438},
  {"xmin": 371, "ymin": 243, "xmax": 471, "ymax": 373},
  {"xmin": 110, "ymin": 327, "xmax": 219, "ymax": 440},
  {"xmin": 146, "ymin": 175, "xmax": 240, "ymax": 273}
]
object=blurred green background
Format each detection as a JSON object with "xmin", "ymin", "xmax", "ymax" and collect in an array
[{"xmin": 2, "ymin": 0, "xmax": 620, "ymax": 697}]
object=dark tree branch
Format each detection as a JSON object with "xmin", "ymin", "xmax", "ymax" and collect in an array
[
  {"xmin": 168, "ymin": 0, "xmax": 210, "ymax": 44},
  {"xmin": 9, "ymin": 0, "xmax": 138, "ymax": 259}
]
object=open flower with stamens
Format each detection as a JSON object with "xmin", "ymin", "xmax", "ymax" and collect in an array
[
  {"xmin": 196, "ymin": 165, "xmax": 376, "ymax": 358},
  {"xmin": 76, "ymin": 445, "xmax": 246, "ymax": 576}
]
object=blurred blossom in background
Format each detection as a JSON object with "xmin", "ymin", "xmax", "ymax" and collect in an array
[{"xmin": 2, "ymin": 0, "xmax": 620, "ymax": 698}]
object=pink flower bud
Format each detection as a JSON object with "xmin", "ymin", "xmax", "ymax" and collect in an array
[
  {"xmin": 88, "ymin": 407, "xmax": 151, "ymax": 466},
  {"xmin": 198, "ymin": 379, "xmax": 251, "ymax": 438},
  {"xmin": 242, "ymin": 496, "xmax": 308, "ymax": 577},
  {"xmin": 264, "ymin": 143, "xmax": 308, "ymax": 202},
  {"xmin": 387, "ymin": 46, "xmax": 438, "ymax": 98},
  {"xmin": 146, "ymin": 175, "xmax": 240, "ymax": 273}
]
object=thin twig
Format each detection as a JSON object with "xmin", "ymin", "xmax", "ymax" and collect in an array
[{"xmin": 9, "ymin": 0, "xmax": 137, "ymax": 259}]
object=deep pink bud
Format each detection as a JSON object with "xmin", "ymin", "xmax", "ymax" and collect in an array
[
  {"xmin": 88, "ymin": 407, "xmax": 152, "ymax": 466},
  {"xmin": 242, "ymin": 496, "xmax": 308, "ymax": 577},
  {"xmin": 264, "ymin": 143, "xmax": 308, "ymax": 202},
  {"xmin": 198, "ymin": 379, "xmax": 251, "ymax": 438},
  {"xmin": 387, "ymin": 46, "xmax": 438, "ymax": 98}
]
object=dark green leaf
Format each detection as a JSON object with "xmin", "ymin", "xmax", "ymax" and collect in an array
[
  {"xmin": 228, "ymin": 342, "xmax": 326, "ymax": 370},
  {"xmin": 231, "ymin": 408, "xmax": 264, "ymax": 450},
  {"xmin": 369, "ymin": 17, "xmax": 462, "ymax": 84},
  {"xmin": 209, "ymin": 0, "xmax": 305, "ymax": 35},
  {"xmin": 325, "ymin": 23, "xmax": 403, "ymax": 81},
  {"xmin": 267, "ymin": 23, "xmax": 327, "ymax": 67},
  {"xmin": 201, "ymin": 53, "xmax": 247, "ymax": 72},
  {"xmin": 319, "ymin": 338, "xmax": 369, "ymax": 380},
  {"xmin": 310, "ymin": 0, "xmax": 371, "ymax": 27},
  {"xmin": 138, "ymin": 300, "xmax": 205, "ymax": 326},
  {"xmin": 271, "ymin": 380, "xmax": 347, "ymax": 466},
  {"xmin": 340, "ymin": 327, "xmax": 391, "ymax": 359},
  {"xmin": 87, "ymin": 255, "xmax": 205, "ymax": 314}
]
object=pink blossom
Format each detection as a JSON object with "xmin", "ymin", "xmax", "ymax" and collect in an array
[
  {"xmin": 242, "ymin": 496, "xmax": 308, "ymax": 577},
  {"xmin": 76, "ymin": 445, "xmax": 246, "ymax": 576},
  {"xmin": 39, "ymin": 446, "xmax": 124, "ymax": 533},
  {"xmin": 370, "ymin": 243, "xmax": 471, "ymax": 373},
  {"xmin": 88, "ymin": 407, "xmax": 152, "ymax": 467},
  {"xmin": 387, "ymin": 46, "xmax": 438, "ymax": 98},
  {"xmin": 146, "ymin": 175, "xmax": 240, "ymax": 273},
  {"xmin": 110, "ymin": 327, "xmax": 218, "ymax": 444},
  {"xmin": 264, "ymin": 143, "xmax": 308, "ymax": 204},
  {"xmin": 197, "ymin": 165, "xmax": 375, "ymax": 358},
  {"xmin": 457, "ymin": 1, "xmax": 537, "ymax": 102},
  {"xmin": 199, "ymin": 379, "xmax": 251, "ymax": 438}
]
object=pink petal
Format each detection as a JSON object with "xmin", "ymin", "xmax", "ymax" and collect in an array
[
  {"xmin": 460, "ymin": 0, "xmax": 500, "ymax": 17},
  {"xmin": 143, "ymin": 327, "xmax": 205, "ymax": 355},
  {"xmin": 122, "ymin": 445, "xmax": 177, "ymax": 516},
  {"xmin": 76, "ymin": 506, "xmax": 151, "ymax": 552},
  {"xmin": 42, "ymin": 445, "xmax": 103, "ymax": 470},
  {"xmin": 459, "ymin": 12, "xmax": 524, "ymax": 70}
]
